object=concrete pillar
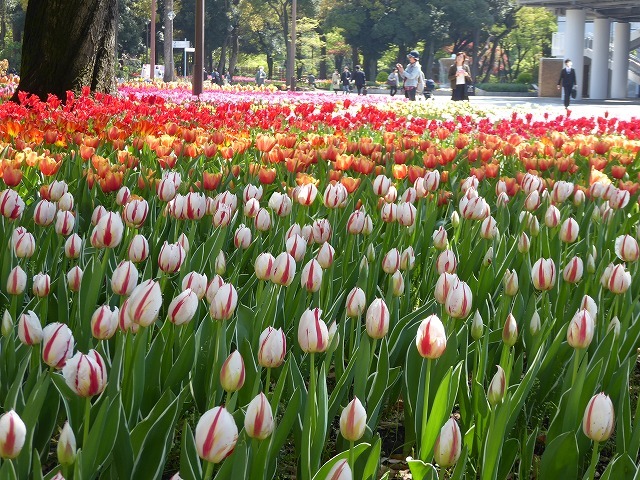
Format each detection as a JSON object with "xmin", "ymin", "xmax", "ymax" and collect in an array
[
  {"xmin": 565, "ymin": 9, "xmax": 586, "ymax": 100},
  {"xmin": 611, "ymin": 22, "xmax": 630, "ymax": 98},
  {"xmin": 590, "ymin": 18, "xmax": 611, "ymax": 99}
]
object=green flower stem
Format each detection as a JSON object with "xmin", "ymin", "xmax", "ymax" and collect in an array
[
  {"xmin": 586, "ymin": 441, "xmax": 600, "ymax": 480},
  {"xmin": 208, "ymin": 320, "xmax": 223, "ymax": 409},
  {"xmin": 83, "ymin": 396, "xmax": 91, "ymax": 448},
  {"xmin": 265, "ymin": 367, "xmax": 272, "ymax": 396},
  {"xmin": 349, "ymin": 440, "xmax": 355, "ymax": 475},
  {"xmin": 308, "ymin": 352, "xmax": 317, "ymax": 480},
  {"xmin": 29, "ymin": 344, "xmax": 40, "ymax": 374},
  {"xmin": 203, "ymin": 460, "xmax": 215, "ymax": 480},
  {"xmin": 420, "ymin": 358, "xmax": 433, "ymax": 460},
  {"xmin": 571, "ymin": 348, "xmax": 584, "ymax": 386}
]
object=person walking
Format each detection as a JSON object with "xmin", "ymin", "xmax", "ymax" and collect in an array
[
  {"xmin": 397, "ymin": 50, "xmax": 422, "ymax": 101},
  {"xmin": 557, "ymin": 59, "xmax": 577, "ymax": 108},
  {"xmin": 387, "ymin": 68, "xmax": 399, "ymax": 96},
  {"xmin": 448, "ymin": 52, "xmax": 472, "ymax": 101},
  {"xmin": 340, "ymin": 66, "xmax": 351, "ymax": 94},
  {"xmin": 331, "ymin": 69, "xmax": 341, "ymax": 94},
  {"xmin": 255, "ymin": 66, "xmax": 267, "ymax": 86},
  {"xmin": 353, "ymin": 65, "xmax": 366, "ymax": 95}
]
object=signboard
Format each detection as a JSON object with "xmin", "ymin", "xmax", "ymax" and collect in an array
[{"xmin": 172, "ymin": 40, "xmax": 190, "ymax": 49}]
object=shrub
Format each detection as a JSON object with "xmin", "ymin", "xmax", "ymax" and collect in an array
[
  {"xmin": 475, "ymin": 83, "xmax": 531, "ymax": 92},
  {"xmin": 516, "ymin": 72, "xmax": 533, "ymax": 84},
  {"xmin": 376, "ymin": 71, "xmax": 390, "ymax": 83}
]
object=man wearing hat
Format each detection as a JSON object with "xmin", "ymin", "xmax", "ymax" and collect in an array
[{"xmin": 397, "ymin": 50, "xmax": 422, "ymax": 101}]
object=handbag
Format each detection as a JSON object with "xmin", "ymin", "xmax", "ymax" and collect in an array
[
  {"xmin": 466, "ymin": 84, "xmax": 475, "ymax": 95},
  {"xmin": 570, "ymin": 86, "xmax": 577, "ymax": 99}
]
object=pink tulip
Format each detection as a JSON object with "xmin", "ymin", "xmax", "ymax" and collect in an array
[
  {"xmin": 339, "ymin": 397, "xmax": 367, "ymax": 441},
  {"xmin": 0, "ymin": 410, "xmax": 26, "ymax": 459},
  {"xmin": 220, "ymin": 351, "xmax": 245, "ymax": 393},
  {"xmin": 18, "ymin": 311, "xmax": 42, "ymax": 345},
  {"xmin": 42, "ymin": 322, "xmax": 74, "ymax": 368},
  {"xmin": 195, "ymin": 406, "xmax": 238, "ymax": 463},
  {"xmin": 258, "ymin": 327, "xmax": 287, "ymax": 368},
  {"xmin": 298, "ymin": 308, "xmax": 329, "ymax": 353},
  {"xmin": 583, "ymin": 393, "xmax": 615, "ymax": 442},
  {"xmin": 91, "ymin": 305, "xmax": 119, "ymax": 340},
  {"xmin": 366, "ymin": 298, "xmax": 390, "ymax": 339},
  {"xmin": 434, "ymin": 417, "xmax": 462, "ymax": 467},
  {"xmin": 62, "ymin": 350, "xmax": 107, "ymax": 397},
  {"xmin": 244, "ymin": 392, "xmax": 274, "ymax": 440},
  {"xmin": 416, "ymin": 315, "xmax": 447, "ymax": 359}
]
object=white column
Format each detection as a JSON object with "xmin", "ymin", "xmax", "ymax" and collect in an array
[
  {"xmin": 611, "ymin": 22, "xmax": 630, "ymax": 98},
  {"xmin": 590, "ymin": 18, "xmax": 611, "ymax": 99},
  {"xmin": 565, "ymin": 9, "xmax": 586, "ymax": 100}
]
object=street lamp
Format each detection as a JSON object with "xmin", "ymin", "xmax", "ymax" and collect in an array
[
  {"xmin": 150, "ymin": 0, "xmax": 156, "ymax": 80},
  {"xmin": 164, "ymin": 9, "xmax": 176, "ymax": 82},
  {"xmin": 287, "ymin": 0, "xmax": 297, "ymax": 91}
]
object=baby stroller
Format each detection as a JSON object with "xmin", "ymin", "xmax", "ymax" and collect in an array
[{"xmin": 424, "ymin": 79, "xmax": 436, "ymax": 99}]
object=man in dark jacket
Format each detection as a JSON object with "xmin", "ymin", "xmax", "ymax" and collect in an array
[
  {"xmin": 340, "ymin": 67, "xmax": 351, "ymax": 94},
  {"xmin": 557, "ymin": 59, "xmax": 577, "ymax": 108},
  {"xmin": 353, "ymin": 65, "xmax": 366, "ymax": 95}
]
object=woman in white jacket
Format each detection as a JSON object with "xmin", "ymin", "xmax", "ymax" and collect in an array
[{"xmin": 397, "ymin": 50, "xmax": 422, "ymax": 101}]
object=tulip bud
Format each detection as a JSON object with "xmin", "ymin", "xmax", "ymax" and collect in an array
[
  {"xmin": 347, "ymin": 210, "xmax": 366, "ymax": 235},
  {"xmin": 567, "ymin": 309, "xmax": 595, "ymax": 349},
  {"xmin": 195, "ymin": 406, "xmax": 238, "ymax": 463},
  {"xmin": 234, "ymin": 224, "xmax": 252, "ymax": 250},
  {"xmin": 258, "ymin": 327, "xmax": 286, "ymax": 368},
  {"xmin": 434, "ymin": 417, "xmax": 462, "ymax": 468},
  {"xmin": 168, "ymin": 289, "xmax": 199, "ymax": 325},
  {"xmin": 372, "ymin": 175, "xmax": 391, "ymax": 196},
  {"xmin": 62, "ymin": 350, "xmax": 107, "ymax": 397},
  {"xmin": 400, "ymin": 246, "xmax": 415, "ymax": 271},
  {"xmin": 382, "ymin": 248, "xmax": 400, "ymax": 274},
  {"xmin": 503, "ymin": 269, "xmax": 518, "ymax": 296},
  {"xmin": 482, "ymin": 247, "xmax": 494, "ymax": 267},
  {"xmin": 301, "ymin": 259, "xmax": 323, "ymax": 292},
  {"xmin": 587, "ymin": 254, "xmax": 596, "ymax": 273},
  {"xmin": 434, "ymin": 272, "xmax": 458, "ymax": 305},
  {"xmin": 12, "ymin": 230, "xmax": 35, "ymax": 258},
  {"xmin": 91, "ymin": 305, "xmax": 118, "ymax": 340},
  {"xmin": 0, "ymin": 410, "xmax": 27, "ymax": 459},
  {"xmin": 559, "ymin": 217, "xmax": 579, "ymax": 243},
  {"xmin": 328, "ymin": 321, "xmax": 339, "ymax": 346},
  {"xmin": 544, "ymin": 204, "xmax": 560, "ymax": 228},
  {"xmin": 128, "ymin": 279, "xmax": 163, "ymax": 327},
  {"xmin": 111, "ymin": 261, "xmax": 139, "ymax": 296},
  {"xmin": 33, "ymin": 199, "xmax": 57, "ymax": 226},
  {"xmin": 339, "ymin": 397, "xmax": 367, "ymax": 442},
  {"xmin": 205, "ymin": 275, "xmax": 224, "ymax": 304},
  {"xmin": 65, "ymin": 233, "xmax": 82, "ymax": 259},
  {"xmin": 158, "ymin": 242, "xmax": 186, "ymax": 274},
  {"xmin": 268, "ymin": 192, "xmax": 292, "ymax": 217},
  {"xmin": 582, "ymin": 393, "xmax": 615, "ymax": 442},
  {"xmin": 517, "ymin": 232, "xmax": 530, "ymax": 254},
  {"xmin": 608, "ymin": 316, "xmax": 620, "ymax": 338},
  {"xmin": 346, "ymin": 287, "xmax": 366, "ymax": 318},
  {"xmin": 286, "ymin": 234, "xmax": 307, "ymax": 262},
  {"xmin": 317, "ymin": 242, "xmax": 335, "ymax": 269},
  {"xmin": 220, "ymin": 351, "xmax": 245, "ymax": 393},
  {"xmin": 272, "ymin": 252, "xmax": 296, "ymax": 286},
  {"xmin": 471, "ymin": 310, "xmax": 484, "ymax": 340},
  {"xmin": 210, "ymin": 283, "xmax": 238, "ymax": 321},
  {"xmin": 502, "ymin": 313, "xmax": 518, "ymax": 347},
  {"xmin": 244, "ymin": 392, "xmax": 274, "ymax": 440},
  {"xmin": 573, "ymin": 189, "xmax": 585, "ymax": 206},
  {"xmin": 177, "ymin": 232, "xmax": 190, "ymax": 254},
  {"xmin": 2, "ymin": 310, "xmax": 13, "ymax": 337},
  {"xmin": 390, "ymin": 271, "xmax": 405, "ymax": 297},
  {"xmin": 445, "ymin": 280, "xmax": 472, "ymax": 319},
  {"xmin": 32, "ymin": 272, "xmax": 51, "ymax": 297},
  {"xmin": 57, "ymin": 421, "xmax": 76, "ymax": 466},
  {"xmin": 450, "ymin": 211, "xmax": 460, "ymax": 228},
  {"xmin": 18, "ymin": 311, "xmax": 42, "ymax": 345},
  {"xmin": 608, "ymin": 264, "xmax": 631, "ymax": 294},
  {"xmin": 432, "ymin": 226, "xmax": 448, "ymax": 250},
  {"xmin": 530, "ymin": 310, "xmax": 541, "ymax": 336},
  {"xmin": 365, "ymin": 298, "xmax": 390, "ymax": 339},
  {"xmin": 215, "ymin": 251, "xmax": 226, "ymax": 276},
  {"xmin": 93, "ymin": 212, "xmax": 124, "ymax": 248},
  {"xmin": 531, "ymin": 258, "xmax": 556, "ymax": 291},
  {"xmin": 362, "ymin": 215, "xmax": 373, "ymax": 235},
  {"xmin": 436, "ymin": 249, "xmax": 457, "ymax": 275},
  {"xmin": 298, "ymin": 308, "xmax": 329, "ymax": 353},
  {"xmin": 487, "ymin": 365, "xmax": 506, "ymax": 407},
  {"xmin": 416, "ymin": 315, "xmax": 447, "ymax": 359},
  {"xmin": 325, "ymin": 459, "xmax": 352, "ymax": 480},
  {"xmin": 366, "ymin": 243, "xmax": 376, "ymax": 263},
  {"xmin": 7, "ymin": 265, "xmax": 27, "ymax": 295},
  {"xmin": 563, "ymin": 256, "xmax": 584, "ymax": 283},
  {"xmin": 615, "ymin": 234, "xmax": 639, "ymax": 262},
  {"xmin": 480, "ymin": 216, "xmax": 498, "ymax": 239}
]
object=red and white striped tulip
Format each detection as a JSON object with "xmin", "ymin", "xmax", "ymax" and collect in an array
[
  {"xmin": 496, "ymin": 192, "xmax": 510, "ymax": 208},
  {"xmin": 609, "ymin": 188, "xmax": 630, "ymax": 209},
  {"xmin": 118, "ymin": 299, "xmax": 138, "ymax": 334},
  {"xmin": 243, "ymin": 183, "xmax": 263, "ymax": 202},
  {"xmin": 18, "ymin": 311, "xmax": 42, "ymax": 346},
  {"xmin": 615, "ymin": 234, "xmax": 639, "ymax": 262},
  {"xmin": 582, "ymin": 393, "xmax": 615, "ymax": 442},
  {"xmin": 91, "ymin": 305, "xmax": 118, "ymax": 340},
  {"xmin": 65, "ymin": 233, "xmax": 82, "ymax": 259},
  {"xmin": 366, "ymin": 298, "xmax": 390, "ymax": 339},
  {"xmin": 167, "ymin": 289, "xmax": 199, "ymax": 325},
  {"xmin": 559, "ymin": 217, "xmax": 579, "ymax": 243},
  {"xmin": 7, "ymin": 265, "xmax": 27, "ymax": 295},
  {"xmin": 530, "ymin": 310, "xmax": 541, "ymax": 336},
  {"xmin": 254, "ymin": 208, "xmax": 272, "ymax": 232},
  {"xmin": 62, "ymin": 350, "xmax": 107, "ymax": 397},
  {"xmin": 93, "ymin": 211, "xmax": 124, "ymax": 248},
  {"xmin": 339, "ymin": 397, "xmax": 367, "ymax": 441},
  {"xmin": 91, "ymin": 205, "xmax": 107, "ymax": 226},
  {"xmin": 0, "ymin": 189, "xmax": 25, "ymax": 220},
  {"xmin": 372, "ymin": 175, "xmax": 391, "ymax": 196},
  {"xmin": 12, "ymin": 229, "xmax": 35, "ymax": 258},
  {"xmin": 300, "ymin": 224, "xmax": 313, "ymax": 243},
  {"xmin": 115, "ymin": 186, "xmax": 130, "ymax": 206},
  {"xmin": 432, "ymin": 226, "xmax": 448, "ymax": 250},
  {"xmin": 563, "ymin": 256, "xmax": 584, "ymax": 283},
  {"xmin": 401, "ymin": 187, "xmax": 417, "ymax": 204},
  {"xmin": 42, "ymin": 322, "xmax": 74, "ymax": 368},
  {"xmin": 325, "ymin": 460, "xmax": 352, "ymax": 480},
  {"xmin": 183, "ymin": 192, "xmax": 206, "ymax": 220},
  {"xmin": 127, "ymin": 234, "xmax": 149, "ymax": 263},
  {"xmin": 434, "ymin": 417, "xmax": 462, "ymax": 467},
  {"xmin": 416, "ymin": 315, "xmax": 447, "ymax": 359},
  {"xmin": 460, "ymin": 176, "xmax": 479, "ymax": 193},
  {"xmin": 312, "ymin": 219, "xmax": 332, "ymax": 244},
  {"xmin": 382, "ymin": 248, "xmax": 400, "ymax": 274},
  {"xmin": 445, "ymin": 280, "xmax": 473, "ymax": 319},
  {"xmin": 245, "ymin": 392, "xmax": 274, "ymax": 440},
  {"xmin": 517, "ymin": 232, "xmax": 530, "ymax": 254},
  {"xmin": 220, "ymin": 351, "xmax": 245, "ymax": 393},
  {"xmin": 347, "ymin": 210, "xmax": 366, "ymax": 235},
  {"xmin": 54, "ymin": 210, "xmax": 75, "ymax": 236},
  {"xmin": 580, "ymin": 295, "xmax": 598, "ymax": 320},
  {"xmin": 397, "ymin": 202, "xmax": 417, "ymax": 227},
  {"xmin": 128, "ymin": 279, "xmax": 163, "ymax": 327},
  {"xmin": 255, "ymin": 253, "xmax": 275, "ymax": 281},
  {"xmin": 488, "ymin": 365, "xmax": 506, "ymax": 406},
  {"xmin": 157, "ymin": 178, "xmax": 177, "ymax": 202},
  {"xmin": 298, "ymin": 308, "xmax": 329, "ymax": 353},
  {"xmin": 436, "ymin": 249, "xmax": 457, "ymax": 275},
  {"xmin": 212, "ymin": 203, "xmax": 232, "ymax": 228},
  {"xmin": 2, "ymin": 310, "xmax": 12, "ymax": 338},
  {"xmin": 234, "ymin": 224, "xmax": 252, "ymax": 249},
  {"xmin": 258, "ymin": 327, "xmax": 287, "ymax": 368},
  {"xmin": 324, "ymin": 183, "xmax": 348, "ymax": 208},
  {"xmin": 301, "ymin": 259, "xmax": 323, "ymax": 292},
  {"xmin": 272, "ymin": 252, "xmax": 297, "ymax": 286},
  {"xmin": 531, "ymin": 258, "xmax": 556, "ymax": 291},
  {"xmin": 573, "ymin": 189, "xmax": 586, "ymax": 206},
  {"xmin": 268, "ymin": 192, "xmax": 292, "ymax": 217},
  {"xmin": 434, "ymin": 272, "xmax": 458, "ymax": 305},
  {"xmin": 380, "ymin": 202, "xmax": 397, "ymax": 223},
  {"xmin": 33, "ymin": 199, "xmax": 56, "ymax": 226},
  {"xmin": 286, "ymin": 234, "xmax": 307, "ymax": 262},
  {"xmin": 424, "ymin": 170, "xmax": 440, "ymax": 191},
  {"xmin": 607, "ymin": 264, "xmax": 631, "ymax": 294},
  {"xmin": 244, "ymin": 197, "xmax": 260, "ymax": 218},
  {"xmin": 47, "ymin": 180, "xmax": 68, "ymax": 202},
  {"xmin": 110, "ymin": 261, "xmax": 138, "ymax": 296},
  {"xmin": 567, "ymin": 309, "xmax": 595, "ymax": 349},
  {"xmin": 123, "ymin": 198, "xmax": 149, "ymax": 227},
  {"xmin": 209, "ymin": 283, "xmax": 238, "ymax": 321},
  {"xmin": 521, "ymin": 172, "xmax": 543, "ymax": 194},
  {"xmin": 0, "ymin": 410, "xmax": 26, "ymax": 459},
  {"xmin": 384, "ymin": 185, "xmax": 397, "ymax": 203},
  {"xmin": 182, "ymin": 272, "xmax": 208, "ymax": 300},
  {"xmin": 551, "ymin": 180, "xmax": 574, "ymax": 203},
  {"xmin": 32, "ymin": 272, "xmax": 51, "ymax": 297},
  {"xmin": 317, "ymin": 242, "xmax": 335, "ymax": 269},
  {"xmin": 195, "ymin": 406, "xmax": 238, "ymax": 463},
  {"xmin": 346, "ymin": 287, "xmax": 366, "ymax": 318},
  {"xmin": 158, "ymin": 242, "xmax": 186, "ymax": 274},
  {"xmin": 524, "ymin": 191, "xmax": 541, "ymax": 212},
  {"xmin": 297, "ymin": 183, "xmax": 318, "ymax": 206},
  {"xmin": 480, "ymin": 216, "xmax": 498, "ymax": 239},
  {"xmin": 205, "ymin": 275, "xmax": 225, "ymax": 304},
  {"xmin": 544, "ymin": 205, "xmax": 560, "ymax": 228}
]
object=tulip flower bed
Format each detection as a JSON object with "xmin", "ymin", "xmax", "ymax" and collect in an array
[{"xmin": 0, "ymin": 87, "xmax": 640, "ymax": 480}]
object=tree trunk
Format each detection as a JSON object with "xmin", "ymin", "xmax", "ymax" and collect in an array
[
  {"xmin": 163, "ymin": 0, "xmax": 174, "ymax": 82},
  {"xmin": 363, "ymin": 54, "xmax": 376, "ymax": 83},
  {"xmin": 218, "ymin": 39, "xmax": 228, "ymax": 74},
  {"xmin": 351, "ymin": 45, "xmax": 359, "ymax": 67},
  {"xmin": 228, "ymin": 28, "xmax": 239, "ymax": 76},
  {"xmin": 12, "ymin": 0, "xmax": 116, "ymax": 101},
  {"xmin": 1, "ymin": 0, "xmax": 7, "ymax": 49},
  {"xmin": 318, "ymin": 35, "xmax": 327, "ymax": 79},
  {"xmin": 267, "ymin": 55, "xmax": 274, "ymax": 79}
]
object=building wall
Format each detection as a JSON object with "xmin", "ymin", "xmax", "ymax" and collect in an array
[{"xmin": 539, "ymin": 58, "xmax": 564, "ymax": 97}]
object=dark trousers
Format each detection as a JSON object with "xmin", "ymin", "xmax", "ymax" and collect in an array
[
  {"xmin": 389, "ymin": 85, "xmax": 398, "ymax": 96},
  {"xmin": 404, "ymin": 87, "xmax": 416, "ymax": 101},
  {"xmin": 562, "ymin": 85, "xmax": 573, "ymax": 108}
]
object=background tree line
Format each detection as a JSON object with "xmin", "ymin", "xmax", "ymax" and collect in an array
[{"xmin": 0, "ymin": 0, "xmax": 556, "ymax": 90}]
